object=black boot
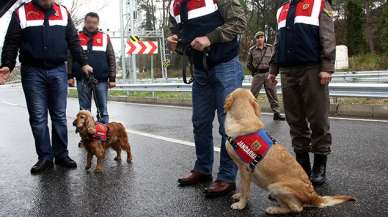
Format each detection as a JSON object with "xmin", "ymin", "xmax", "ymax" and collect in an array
[
  {"xmin": 311, "ymin": 154, "xmax": 327, "ymax": 186},
  {"xmin": 55, "ymin": 156, "xmax": 77, "ymax": 169},
  {"xmin": 31, "ymin": 159, "xmax": 54, "ymax": 174},
  {"xmin": 295, "ymin": 152, "xmax": 311, "ymax": 177},
  {"xmin": 273, "ymin": 112, "xmax": 286, "ymax": 121}
]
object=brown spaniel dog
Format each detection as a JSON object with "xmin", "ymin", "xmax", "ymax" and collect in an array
[{"xmin": 73, "ymin": 110, "xmax": 132, "ymax": 172}]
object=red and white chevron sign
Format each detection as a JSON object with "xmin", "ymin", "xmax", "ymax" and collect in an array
[{"xmin": 126, "ymin": 40, "xmax": 158, "ymax": 55}]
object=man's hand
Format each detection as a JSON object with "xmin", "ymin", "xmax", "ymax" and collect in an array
[
  {"xmin": 68, "ymin": 78, "xmax": 75, "ymax": 87},
  {"xmin": 267, "ymin": 73, "xmax": 278, "ymax": 86},
  {"xmin": 319, "ymin": 72, "xmax": 332, "ymax": 85},
  {"xmin": 191, "ymin": 36, "xmax": 211, "ymax": 52},
  {"xmin": 0, "ymin": 67, "xmax": 11, "ymax": 85},
  {"xmin": 82, "ymin": 64, "xmax": 93, "ymax": 76},
  {"xmin": 167, "ymin": 35, "xmax": 179, "ymax": 51},
  {"xmin": 108, "ymin": 81, "xmax": 116, "ymax": 89}
]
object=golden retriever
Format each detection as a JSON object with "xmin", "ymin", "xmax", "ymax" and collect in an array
[
  {"xmin": 224, "ymin": 88, "xmax": 354, "ymax": 215},
  {"xmin": 73, "ymin": 110, "xmax": 132, "ymax": 172}
]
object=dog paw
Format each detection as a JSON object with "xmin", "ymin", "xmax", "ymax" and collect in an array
[
  {"xmin": 85, "ymin": 166, "xmax": 91, "ymax": 170},
  {"xmin": 231, "ymin": 202, "xmax": 246, "ymax": 210},
  {"xmin": 94, "ymin": 168, "xmax": 103, "ymax": 173},
  {"xmin": 232, "ymin": 193, "xmax": 241, "ymax": 200},
  {"xmin": 114, "ymin": 157, "xmax": 121, "ymax": 161},
  {"xmin": 265, "ymin": 207, "xmax": 282, "ymax": 215}
]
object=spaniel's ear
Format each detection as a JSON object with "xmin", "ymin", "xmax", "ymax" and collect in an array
[
  {"xmin": 85, "ymin": 115, "xmax": 96, "ymax": 135},
  {"xmin": 250, "ymin": 97, "xmax": 261, "ymax": 118},
  {"xmin": 224, "ymin": 93, "xmax": 234, "ymax": 112}
]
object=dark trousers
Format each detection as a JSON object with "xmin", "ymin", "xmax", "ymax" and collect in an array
[
  {"xmin": 250, "ymin": 72, "xmax": 281, "ymax": 113},
  {"xmin": 280, "ymin": 64, "xmax": 332, "ymax": 155},
  {"xmin": 76, "ymin": 80, "xmax": 109, "ymax": 124},
  {"xmin": 21, "ymin": 65, "xmax": 69, "ymax": 161}
]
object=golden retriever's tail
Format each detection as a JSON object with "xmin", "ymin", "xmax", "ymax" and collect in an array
[{"xmin": 315, "ymin": 195, "xmax": 355, "ymax": 208}]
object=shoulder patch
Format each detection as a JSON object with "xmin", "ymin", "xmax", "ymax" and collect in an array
[
  {"xmin": 266, "ymin": 44, "xmax": 273, "ymax": 47},
  {"xmin": 249, "ymin": 45, "xmax": 256, "ymax": 50}
]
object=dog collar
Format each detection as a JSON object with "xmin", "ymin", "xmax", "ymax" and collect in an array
[
  {"xmin": 228, "ymin": 129, "xmax": 276, "ymax": 171},
  {"xmin": 93, "ymin": 123, "xmax": 108, "ymax": 141}
]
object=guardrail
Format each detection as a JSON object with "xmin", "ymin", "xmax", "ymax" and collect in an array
[
  {"xmin": 115, "ymin": 82, "xmax": 388, "ymax": 98},
  {"xmin": 120, "ymin": 70, "xmax": 388, "ymax": 84}
]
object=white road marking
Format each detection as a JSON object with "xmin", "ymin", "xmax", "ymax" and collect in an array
[
  {"xmin": 125, "ymin": 128, "xmax": 221, "ymax": 152},
  {"xmin": 1, "ymin": 100, "xmax": 20, "ymax": 107},
  {"xmin": 1, "ymin": 96, "xmax": 388, "ymax": 152},
  {"xmin": 116, "ymin": 101, "xmax": 388, "ymax": 123}
]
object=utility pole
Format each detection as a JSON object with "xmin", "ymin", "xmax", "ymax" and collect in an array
[
  {"xmin": 119, "ymin": 0, "xmax": 127, "ymax": 80},
  {"xmin": 128, "ymin": 0, "xmax": 137, "ymax": 82}
]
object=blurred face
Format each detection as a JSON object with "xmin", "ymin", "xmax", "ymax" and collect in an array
[
  {"xmin": 256, "ymin": 36, "xmax": 265, "ymax": 46},
  {"xmin": 84, "ymin": 16, "xmax": 99, "ymax": 33},
  {"xmin": 37, "ymin": 0, "xmax": 53, "ymax": 9}
]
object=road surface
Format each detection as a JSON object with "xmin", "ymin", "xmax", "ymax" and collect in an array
[{"xmin": 0, "ymin": 85, "xmax": 387, "ymax": 217}]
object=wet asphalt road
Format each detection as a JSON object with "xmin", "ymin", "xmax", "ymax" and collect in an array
[{"xmin": 0, "ymin": 85, "xmax": 387, "ymax": 217}]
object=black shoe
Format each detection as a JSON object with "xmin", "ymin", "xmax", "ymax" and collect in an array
[
  {"xmin": 55, "ymin": 156, "xmax": 77, "ymax": 169},
  {"xmin": 311, "ymin": 154, "xmax": 327, "ymax": 186},
  {"xmin": 273, "ymin": 112, "xmax": 286, "ymax": 121},
  {"xmin": 31, "ymin": 159, "xmax": 54, "ymax": 174},
  {"xmin": 295, "ymin": 151, "xmax": 311, "ymax": 177}
]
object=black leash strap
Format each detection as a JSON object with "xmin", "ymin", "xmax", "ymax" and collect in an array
[
  {"xmin": 182, "ymin": 55, "xmax": 193, "ymax": 84},
  {"xmin": 182, "ymin": 48, "xmax": 210, "ymax": 85}
]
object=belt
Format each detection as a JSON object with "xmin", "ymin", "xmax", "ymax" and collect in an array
[{"xmin": 253, "ymin": 69, "xmax": 269, "ymax": 76}]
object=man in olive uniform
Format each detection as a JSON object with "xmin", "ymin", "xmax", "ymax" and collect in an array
[
  {"xmin": 269, "ymin": 0, "xmax": 336, "ymax": 186},
  {"xmin": 248, "ymin": 31, "xmax": 285, "ymax": 121}
]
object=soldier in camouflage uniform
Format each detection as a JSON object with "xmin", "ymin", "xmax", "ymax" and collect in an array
[{"xmin": 248, "ymin": 31, "xmax": 285, "ymax": 121}]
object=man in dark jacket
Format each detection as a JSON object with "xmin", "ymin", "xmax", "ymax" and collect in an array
[
  {"xmin": 167, "ymin": 0, "xmax": 247, "ymax": 197},
  {"xmin": 68, "ymin": 12, "xmax": 116, "ymax": 124},
  {"xmin": 0, "ymin": 0, "xmax": 92, "ymax": 174}
]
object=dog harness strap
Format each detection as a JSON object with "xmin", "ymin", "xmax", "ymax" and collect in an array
[
  {"xmin": 229, "ymin": 129, "xmax": 274, "ymax": 171},
  {"xmin": 94, "ymin": 123, "xmax": 108, "ymax": 141}
]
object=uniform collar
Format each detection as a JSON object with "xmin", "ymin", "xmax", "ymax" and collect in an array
[
  {"xmin": 255, "ymin": 44, "xmax": 267, "ymax": 50},
  {"xmin": 83, "ymin": 27, "xmax": 99, "ymax": 37}
]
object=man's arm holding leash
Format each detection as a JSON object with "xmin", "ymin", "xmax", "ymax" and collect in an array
[{"xmin": 65, "ymin": 11, "xmax": 93, "ymax": 76}]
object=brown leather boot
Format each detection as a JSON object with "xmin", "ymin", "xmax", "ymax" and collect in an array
[
  {"xmin": 205, "ymin": 180, "xmax": 236, "ymax": 198},
  {"xmin": 178, "ymin": 171, "xmax": 212, "ymax": 186}
]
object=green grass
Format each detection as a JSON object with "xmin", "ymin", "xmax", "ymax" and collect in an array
[{"xmin": 349, "ymin": 53, "xmax": 388, "ymax": 71}]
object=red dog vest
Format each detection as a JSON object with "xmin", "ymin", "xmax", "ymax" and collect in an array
[
  {"xmin": 93, "ymin": 123, "xmax": 108, "ymax": 141},
  {"xmin": 230, "ymin": 129, "xmax": 274, "ymax": 170}
]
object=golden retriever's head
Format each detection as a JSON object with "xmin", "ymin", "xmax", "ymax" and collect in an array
[
  {"xmin": 224, "ymin": 88, "xmax": 261, "ymax": 118},
  {"xmin": 73, "ymin": 110, "xmax": 96, "ymax": 135}
]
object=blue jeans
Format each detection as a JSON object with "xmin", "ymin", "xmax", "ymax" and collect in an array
[
  {"xmin": 192, "ymin": 56, "xmax": 244, "ymax": 183},
  {"xmin": 21, "ymin": 65, "xmax": 69, "ymax": 161},
  {"xmin": 76, "ymin": 80, "xmax": 109, "ymax": 124}
]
